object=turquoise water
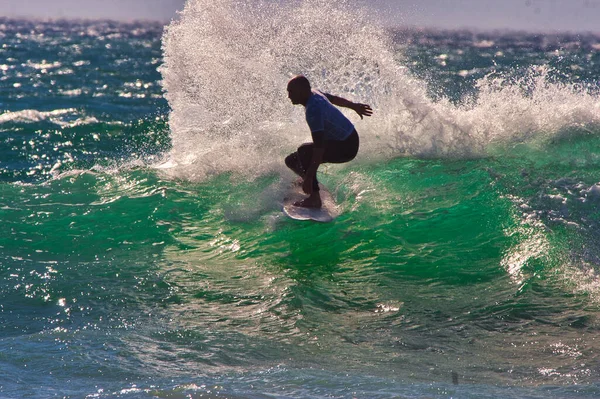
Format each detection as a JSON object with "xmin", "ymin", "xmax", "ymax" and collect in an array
[{"xmin": 2, "ymin": 1, "xmax": 600, "ymax": 397}]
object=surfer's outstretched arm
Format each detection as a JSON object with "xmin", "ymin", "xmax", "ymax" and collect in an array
[{"xmin": 324, "ymin": 93, "xmax": 373, "ymax": 119}]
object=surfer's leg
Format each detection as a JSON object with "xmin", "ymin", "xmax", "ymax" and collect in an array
[
  {"xmin": 297, "ymin": 143, "xmax": 320, "ymax": 192},
  {"xmin": 294, "ymin": 192, "xmax": 322, "ymax": 208},
  {"xmin": 285, "ymin": 152, "xmax": 305, "ymax": 176},
  {"xmin": 286, "ymin": 142, "xmax": 314, "ymax": 178},
  {"xmin": 294, "ymin": 132, "xmax": 359, "ymax": 209}
]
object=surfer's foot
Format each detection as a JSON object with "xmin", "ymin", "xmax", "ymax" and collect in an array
[{"xmin": 294, "ymin": 193, "xmax": 322, "ymax": 208}]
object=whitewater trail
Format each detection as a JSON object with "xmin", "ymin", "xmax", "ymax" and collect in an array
[{"xmin": 159, "ymin": 0, "xmax": 600, "ymax": 182}]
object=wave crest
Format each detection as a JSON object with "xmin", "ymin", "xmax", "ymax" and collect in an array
[{"xmin": 159, "ymin": 0, "xmax": 600, "ymax": 181}]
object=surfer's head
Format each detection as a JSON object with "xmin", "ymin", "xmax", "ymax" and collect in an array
[{"xmin": 287, "ymin": 75, "xmax": 312, "ymax": 106}]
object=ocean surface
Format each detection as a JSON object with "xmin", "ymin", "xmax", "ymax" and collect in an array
[{"xmin": 2, "ymin": 1, "xmax": 600, "ymax": 398}]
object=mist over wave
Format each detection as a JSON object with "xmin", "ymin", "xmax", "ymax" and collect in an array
[{"xmin": 159, "ymin": 0, "xmax": 600, "ymax": 182}]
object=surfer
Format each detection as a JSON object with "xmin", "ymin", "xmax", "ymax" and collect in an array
[{"xmin": 285, "ymin": 75, "xmax": 372, "ymax": 208}]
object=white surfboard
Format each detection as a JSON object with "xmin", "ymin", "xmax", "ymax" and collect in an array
[{"xmin": 283, "ymin": 183, "xmax": 338, "ymax": 222}]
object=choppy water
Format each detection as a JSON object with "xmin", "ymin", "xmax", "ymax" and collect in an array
[{"xmin": 1, "ymin": 1, "xmax": 600, "ymax": 397}]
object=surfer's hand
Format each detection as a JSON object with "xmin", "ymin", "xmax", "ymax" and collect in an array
[
  {"xmin": 353, "ymin": 103, "xmax": 373, "ymax": 119},
  {"xmin": 302, "ymin": 176, "xmax": 314, "ymax": 195}
]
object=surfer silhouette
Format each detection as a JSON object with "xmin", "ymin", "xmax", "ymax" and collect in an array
[{"xmin": 285, "ymin": 75, "xmax": 372, "ymax": 208}]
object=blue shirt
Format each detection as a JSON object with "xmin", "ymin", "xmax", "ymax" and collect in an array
[{"xmin": 305, "ymin": 91, "xmax": 355, "ymax": 141}]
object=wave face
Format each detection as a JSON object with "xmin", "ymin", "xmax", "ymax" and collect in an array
[{"xmin": 2, "ymin": 5, "xmax": 600, "ymax": 399}]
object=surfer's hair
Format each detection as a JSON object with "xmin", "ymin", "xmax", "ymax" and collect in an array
[{"xmin": 289, "ymin": 75, "xmax": 311, "ymax": 90}]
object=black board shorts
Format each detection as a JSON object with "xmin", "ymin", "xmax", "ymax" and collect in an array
[{"xmin": 285, "ymin": 129, "xmax": 359, "ymax": 191}]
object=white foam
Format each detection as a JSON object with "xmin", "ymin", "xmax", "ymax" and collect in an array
[
  {"xmin": 0, "ymin": 108, "xmax": 76, "ymax": 124},
  {"xmin": 159, "ymin": 0, "xmax": 600, "ymax": 182}
]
